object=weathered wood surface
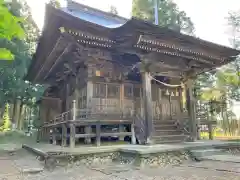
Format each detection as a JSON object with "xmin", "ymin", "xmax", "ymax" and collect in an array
[{"xmin": 142, "ymin": 71, "xmax": 153, "ymax": 143}]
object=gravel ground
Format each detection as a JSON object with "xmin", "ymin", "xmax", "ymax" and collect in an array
[
  {"xmin": 0, "ymin": 151, "xmax": 240, "ymax": 180},
  {"xmin": 10, "ymin": 164, "xmax": 240, "ymax": 180}
]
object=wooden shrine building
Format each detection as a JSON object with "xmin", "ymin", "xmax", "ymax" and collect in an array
[{"xmin": 26, "ymin": 1, "xmax": 240, "ymax": 147}]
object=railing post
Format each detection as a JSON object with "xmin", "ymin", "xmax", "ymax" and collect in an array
[
  {"xmin": 72, "ymin": 100, "xmax": 76, "ymax": 121},
  {"xmin": 131, "ymin": 119, "xmax": 136, "ymax": 145}
]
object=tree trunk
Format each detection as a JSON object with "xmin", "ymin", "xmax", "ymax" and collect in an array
[
  {"xmin": 13, "ymin": 98, "xmax": 21, "ymax": 129},
  {"xmin": 18, "ymin": 104, "xmax": 26, "ymax": 131},
  {"xmin": 9, "ymin": 103, "xmax": 14, "ymax": 122},
  {"xmin": 0, "ymin": 107, "xmax": 4, "ymax": 120}
]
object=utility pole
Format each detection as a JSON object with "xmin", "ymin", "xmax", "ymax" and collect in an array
[{"xmin": 154, "ymin": 0, "xmax": 159, "ymax": 25}]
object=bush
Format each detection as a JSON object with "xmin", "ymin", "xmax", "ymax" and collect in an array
[{"xmin": 0, "ymin": 104, "xmax": 11, "ymax": 132}]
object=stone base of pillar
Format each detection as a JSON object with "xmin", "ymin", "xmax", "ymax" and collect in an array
[{"xmin": 146, "ymin": 138, "xmax": 154, "ymax": 145}]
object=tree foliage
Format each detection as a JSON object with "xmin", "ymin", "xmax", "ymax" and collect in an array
[
  {"xmin": 0, "ymin": 0, "xmax": 44, "ymax": 128},
  {"xmin": 132, "ymin": 0, "xmax": 194, "ymax": 34},
  {"xmin": 226, "ymin": 11, "xmax": 240, "ymax": 101},
  {"xmin": 49, "ymin": 0, "xmax": 60, "ymax": 8},
  {"xmin": 201, "ymin": 11, "xmax": 240, "ymax": 103},
  {"xmin": 109, "ymin": 5, "xmax": 118, "ymax": 15},
  {"xmin": 0, "ymin": 0, "xmax": 24, "ymax": 60},
  {"xmin": 198, "ymin": 10, "xmax": 240, "ymax": 135}
]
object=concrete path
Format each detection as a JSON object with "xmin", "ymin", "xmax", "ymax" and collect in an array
[
  {"xmin": 0, "ymin": 149, "xmax": 44, "ymax": 180},
  {"xmin": 180, "ymin": 160, "xmax": 240, "ymax": 173},
  {"xmin": 202, "ymin": 154, "xmax": 240, "ymax": 163}
]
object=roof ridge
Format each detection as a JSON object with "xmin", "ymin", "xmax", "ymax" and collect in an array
[{"xmin": 66, "ymin": 0, "xmax": 129, "ymax": 22}]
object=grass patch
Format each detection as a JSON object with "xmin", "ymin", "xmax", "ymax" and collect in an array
[{"xmin": 0, "ymin": 131, "xmax": 36, "ymax": 145}]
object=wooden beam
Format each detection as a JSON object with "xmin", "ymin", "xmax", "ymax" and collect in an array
[
  {"xmin": 154, "ymin": 71, "xmax": 185, "ymax": 78},
  {"xmin": 34, "ymin": 36, "xmax": 63, "ymax": 82},
  {"xmin": 138, "ymin": 34, "xmax": 225, "ymax": 62},
  {"xmin": 62, "ymin": 27, "xmax": 114, "ymax": 44},
  {"xmin": 135, "ymin": 45, "xmax": 216, "ymax": 66},
  {"xmin": 43, "ymin": 44, "xmax": 72, "ymax": 80}
]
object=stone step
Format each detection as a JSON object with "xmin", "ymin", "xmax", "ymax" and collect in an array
[
  {"xmin": 153, "ymin": 139, "xmax": 185, "ymax": 144},
  {"xmin": 153, "ymin": 134, "xmax": 186, "ymax": 144},
  {"xmin": 190, "ymin": 149, "xmax": 224, "ymax": 158},
  {"xmin": 153, "ymin": 120, "xmax": 177, "ymax": 125},
  {"xmin": 154, "ymin": 129, "xmax": 184, "ymax": 136},
  {"xmin": 154, "ymin": 124, "xmax": 178, "ymax": 130}
]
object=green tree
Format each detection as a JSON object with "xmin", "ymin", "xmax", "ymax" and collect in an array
[
  {"xmin": 0, "ymin": 0, "xmax": 24, "ymax": 60},
  {"xmin": 49, "ymin": 0, "xmax": 60, "ymax": 8},
  {"xmin": 226, "ymin": 11, "xmax": 240, "ymax": 101},
  {"xmin": 0, "ymin": 0, "xmax": 44, "ymax": 129},
  {"xmin": 132, "ymin": 0, "xmax": 194, "ymax": 34},
  {"xmin": 109, "ymin": 5, "xmax": 118, "ymax": 15}
]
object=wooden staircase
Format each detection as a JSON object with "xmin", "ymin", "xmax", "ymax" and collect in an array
[
  {"xmin": 134, "ymin": 115, "xmax": 189, "ymax": 144},
  {"xmin": 152, "ymin": 120, "xmax": 188, "ymax": 144}
]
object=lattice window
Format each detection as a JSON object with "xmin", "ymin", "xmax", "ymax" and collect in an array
[
  {"xmin": 93, "ymin": 83, "xmax": 106, "ymax": 97},
  {"xmin": 124, "ymin": 84, "xmax": 133, "ymax": 98},
  {"xmin": 107, "ymin": 84, "xmax": 120, "ymax": 98},
  {"xmin": 77, "ymin": 96, "xmax": 87, "ymax": 109}
]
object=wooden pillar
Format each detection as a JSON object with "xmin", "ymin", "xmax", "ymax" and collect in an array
[
  {"xmin": 72, "ymin": 100, "xmax": 76, "ymax": 120},
  {"xmin": 61, "ymin": 124, "xmax": 67, "ymax": 147},
  {"xmin": 66, "ymin": 83, "xmax": 70, "ymax": 110},
  {"xmin": 85, "ymin": 81, "xmax": 93, "ymax": 144},
  {"xmin": 41, "ymin": 127, "xmax": 45, "ymax": 142},
  {"xmin": 141, "ymin": 70, "xmax": 153, "ymax": 144},
  {"xmin": 96, "ymin": 121, "xmax": 101, "ymax": 146},
  {"xmin": 186, "ymin": 79, "xmax": 198, "ymax": 141},
  {"xmin": 119, "ymin": 83, "xmax": 125, "ymax": 141},
  {"xmin": 52, "ymin": 127, "xmax": 57, "ymax": 145},
  {"xmin": 69, "ymin": 124, "xmax": 75, "ymax": 148},
  {"xmin": 120, "ymin": 83, "xmax": 124, "ymax": 117}
]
